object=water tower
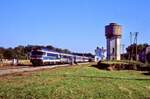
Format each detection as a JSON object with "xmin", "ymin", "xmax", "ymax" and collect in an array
[{"xmin": 105, "ymin": 23, "xmax": 122, "ymax": 60}]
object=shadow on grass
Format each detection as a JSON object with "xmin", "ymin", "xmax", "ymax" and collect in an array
[
  {"xmin": 17, "ymin": 64, "xmax": 33, "ymax": 67},
  {"xmin": 91, "ymin": 64, "xmax": 106, "ymax": 70},
  {"xmin": 17, "ymin": 63, "xmax": 59, "ymax": 67},
  {"xmin": 142, "ymin": 72, "xmax": 150, "ymax": 76},
  {"xmin": 46, "ymin": 74, "xmax": 150, "ymax": 81}
]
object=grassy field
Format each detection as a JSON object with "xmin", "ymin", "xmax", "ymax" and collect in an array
[{"xmin": 0, "ymin": 63, "xmax": 150, "ymax": 99}]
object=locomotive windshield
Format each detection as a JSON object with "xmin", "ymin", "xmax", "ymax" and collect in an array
[{"xmin": 31, "ymin": 51, "xmax": 45, "ymax": 56}]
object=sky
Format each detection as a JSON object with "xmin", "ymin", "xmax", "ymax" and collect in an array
[{"xmin": 0, "ymin": 0, "xmax": 150, "ymax": 53}]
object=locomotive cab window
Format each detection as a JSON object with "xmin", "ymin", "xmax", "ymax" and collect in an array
[{"xmin": 31, "ymin": 51, "xmax": 46, "ymax": 55}]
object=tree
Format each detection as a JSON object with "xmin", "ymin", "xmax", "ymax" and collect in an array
[
  {"xmin": 14, "ymin": 46, "xmax": 26, "ymax": 59},
  {"xmin": 126, "ymin": 43, "xmax": 149, "ymax": 60},
  {"xmin": 0, "ymin": 47, "xmax": 5, "ymax": 59},
  {"xmin": 146, "ymin": 52, "xmax": 150, "ymax": 63},
  {"xmin": 3, "ymin": 48, "xmax": 14, "ymax": 59},
  {"xmin": 46, "ymin": 45, "xmax": 55, "ymax": 50},
  {"xmin": 0, "ymin": 44, "xmax": 94, "ymax": 60}
]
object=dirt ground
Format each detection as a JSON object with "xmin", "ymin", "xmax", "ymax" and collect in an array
[{"xmin": 0, "ymin": 64, "xmax": 71, "ymax": 76}]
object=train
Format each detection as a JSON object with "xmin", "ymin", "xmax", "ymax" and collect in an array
[{"xmin": 30, "ymin": 48, "xmax": 93, "ymax": 66}]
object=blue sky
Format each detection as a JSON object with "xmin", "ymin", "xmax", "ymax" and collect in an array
[{"xmin": 0, "ymin": 0, "xmax": 150, "ymax": 53}]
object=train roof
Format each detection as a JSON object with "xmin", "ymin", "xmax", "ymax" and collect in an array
[{"xmin": 31, "ymin": 47, "xmax": 93, "ymax": 58}]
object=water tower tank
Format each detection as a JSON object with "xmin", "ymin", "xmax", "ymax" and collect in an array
[{"xmin": 105, "ymin": 23, "xmax": 122, "ymax": 38}]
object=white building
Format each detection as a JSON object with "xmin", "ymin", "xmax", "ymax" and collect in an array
[{"xmin": 95, "ymin": 47, "xmax": 106, "ymax": 61}]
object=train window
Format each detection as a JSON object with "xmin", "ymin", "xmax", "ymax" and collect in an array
[
  {"xmin": 47, "ymin": 53, "xmax": 59, "ymax": 59},
  {"xmin": 61, "ymin": 55, "xmax": 67, "ymax": 58},
  {"xmin": 61, "ymin": 55, "xmax": 71, "ymax": 58}
]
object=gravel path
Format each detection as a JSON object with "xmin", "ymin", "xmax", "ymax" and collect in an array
[{"xmin": 0, "ymin": 64, "xmax": 70, "ymax": 76}]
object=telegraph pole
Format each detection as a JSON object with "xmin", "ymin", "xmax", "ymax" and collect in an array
[
  {"xmin": 130, "ymin": 32, "xmax": 132, "ymax": 45},
  {"xmin": 130, "ymin": 32, "xmax": 139, "ymax": 61},
  {"xmin": 130, "ymin": 32, "xmax": 133, "ymax": 60},
  {"xmin": 121, "ymin": 44, "xmax": 125, "ymax": 60},
  {"xmin": 135, "ymin": 32, "xmax": 138, "ymax": 61}
]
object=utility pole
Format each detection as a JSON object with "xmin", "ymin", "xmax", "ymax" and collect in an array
[
  {"xmin": 134, "ymin": 32, "xmax": 138, "ymax": 61},
  {"xmin": 130, "ymin": 32, "xmax": 133, "ymax": 60},
  {"xmin": 121, "ymin": 44, "xmax": 125, "ymax": 60},
  {"xmin": 130, "ymin": 32, "xmax": 139, "ymax": 61},
  {"xmin": 130, "ymin": 32, "xmax": 132, "ymax": 45}
]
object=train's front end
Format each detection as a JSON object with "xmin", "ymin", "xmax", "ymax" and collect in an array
[{"xmin": 30, "ymin": 49, "xmax": 46, "ymax": 66}]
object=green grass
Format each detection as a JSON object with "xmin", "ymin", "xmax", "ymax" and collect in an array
[{"xmin": 0, "ymin": 63, "xmax": 150, "ymax": 99}]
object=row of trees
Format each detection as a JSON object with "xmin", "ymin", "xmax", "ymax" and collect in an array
[
  {"xmin": 0, "ymin": 45, "xmax": 94, "ymax": 60},
  {"xmin": 122, "ymin": 43, "xmax": 150, "ymax": 62},
  {"xmin": 0, "ymin": 46, "xmax": 32, "ymax": 59}
]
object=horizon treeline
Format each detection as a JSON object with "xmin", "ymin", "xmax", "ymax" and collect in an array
[{"xmin": 0, "ymin": 45, "xmax": 94, "ymax": 59}]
